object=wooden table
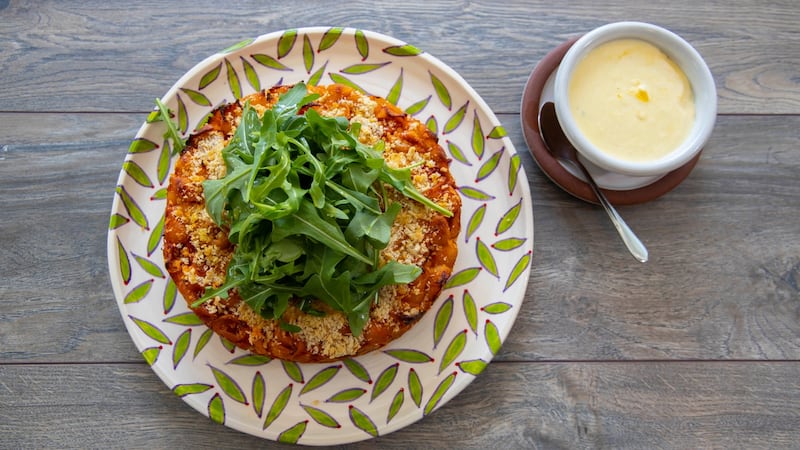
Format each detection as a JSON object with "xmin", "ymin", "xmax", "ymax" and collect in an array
[{"xmin": 2, "ymin": 1, "xmax": 799, "ymax": 448}]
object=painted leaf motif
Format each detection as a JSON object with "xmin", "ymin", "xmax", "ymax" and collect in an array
[
  {"xmin": 225, "ymin": 58, "xmax": 242, "ymax": 99},
  {"xmin": 383, "ymin": 349, "xmax": 433, "ymax": 364},
  {"xmin": 109, "ymin": 213, "xmax": 129, "ymax": 230},
  {"xmin": 147, "ymin": 215, "xmax": 164, "ymax": 256},
  {"xmin": 508, "ymin": 153, "xmax": 522, "ymax": 195},
  {"xmin": 279, "ymin": 421, "xmax": 308, "ymax": 444},
  {"xmin": 122, "ymin": 160, "xmax": 153, "ymax": 187},
  {"xmin": 163, "ymin": 278, "xmax": 177, "ymax": 314},
  {"xmin": 181, "ymin": 88, "xmax": 212, "ymax": 107},
  {"xmin": 327, "ymin": 73, "xmax": 364, "ymax": 93},
  {"xmin": 146, "ymin": 110, "xmax": 160, "ymax": 123},
  {"xmin": 116, "ymin": 236, "xmax": 131, "ymax": 285},
  {"xmin": 302, "ymin": 404, "xmax": 339, "ymax": 428},
  {"xmin": 163, "ymin": 311, "xmax": 204, "ymax": 326},
  {"xmin": 128, "ymin": 138, "xmax": 158, "ymax": 154},
  {"xmin": 504, "ymin": 251, "xmax": 532, "ymax": 292},
  {"xmin": 343, "ymin": 358, "xmax": 371, "ymax": 383},
  {"xmin": 463, "ymin": 290, "xmax": 478, "ymax": 336},
  {"xmin": 278, "ymin": 29, "xmax": 298, "ymax": 58},
  {"xmin": 241, "ymin": 57, "xmax": 260, "ymax": 92},
  {"xmin": 307, "ymin": 61, "xmax": 327, "ymax": 86},
  {"xmin": 444, "ymin": 267, "xmax": 481, "ymax": 289},
  {"xmin": 210, "ymin": 365, "xmax": 247, "ymax": 404},
  {"xmin": 465, "ymin": 204, "xmax": 486, "ymax": 243},
  {"xmin": 430, "ymin": 71, "xmax": 452, "ymax": 110},
  {"xmin": 484, "ymin": 319, "xmax": 502, "ymax": 356},
  {"xmin": 471, "ymin": 112, "xmax": 485, "ymax": 159},
  {"xmin": 134, "ymin": 254, "xmax": 164, "ymax": 278},
  {"xmin": 252, "ymin": 371, "xmax": 265, "ymax": 418},
  {"xmin": 199, "ymin": 62, "xmax": 222, "ymax": 89},
  {"xmin": 387, "ymin": 389, "xmax": 404, "ymax": 423},
  {"xmin": 222, "ymin": 38, "xmax": 253, "ymax": 54},
  {"xmin": 220, "ymin": 336, "xmax": 236, "ymax": 353},
  {"xmin": 424, "ymin": 372, "xmax": 457, "ymax": 416},
  {"xmin": 408, "ymin": 368, "xmax": 422, "ymax": 407},
  {"xmin": 157, "ymin": 141, "xmax": 171, "ymax": 185},
  {"xmin": 443, "ymin": 101, "xmax": 469, "ymax": 134},
  {"xmin": 425, "ymin": 115, "xmax": 438, "ymax": 134},
  {"xmin": 141, "ymin": 346, "xmax": 160, "ymax": 366},
  {"xmin": 493, "ymin": 237, "xmax": 526, "ymax": 252},
  {"xmin": 251, "ymin": 53, "xmax": 291, "ymax": 71},
  {"xmin": 208, "ymin": 393, "xmax": 225, "ymax": 424},
  {"xmin": 371, "ymin": 363, "xmax": 399, "ymax": 402},
  {"xmin": 433, "ymin": 295, "xmax": 453, "ymax": 348},
  {"xmin": 318, "ymin": 27, "xmax": 343, "ymax": 52},
  {"xmin": 176, "ymin": 93, "xmax": 188, "ymax": 134},
  {"xmin": 386, "ymin": 69, "xmax": 403, "ymax": 106},
  {"xmin": 173, "ymin": 329, "xmax": 191, "ymax": 369},
  {"xmin": 476, "ymin": 238, "xmax": 499, "ymax": 278},
  {"xmin": 129, "ymin": 315, "xmax": 171, "ymax": 345},
  {"xmin": 488, "ymin": 125, "xmax": 508, "ymax": 139},
  {"xmin": 405, "ymin": 95, "xmax": 430, "ymax": 116},
  {"xmin": 282, "ymin": 360, "xmax": 304, "ymax": 383},
  {"xmin": 263, "ymin": 384, "xmax": 292, "ymax": 429},
  {"xmin": 228, "ymin": 354, "xmax": 271, "ymax": 366},
  {"xmin": 173, "ymin": 383, "xmax": 212, "ymax": 397},
  {"xmin": 194, "ymin": 328, "xmax": 213, "ymax": 359},
  {"xmin": 341, "ymin": 62, "xmax": 389, "ymax": 75},
  {"xmin": 326, "ymin": 388, "xmax": 367, "ymax": 403},
  {"xmin": 116, "ymin": 185, "xmax": 148, "ymax": 230},
  {"xmin": 439, "ymin": 330, "xmax": 467, "ymax": 375},
  {"xmin": 458, "ymin": 359, "xmax": 488, "ymax": 376},
  {"xmin": 446, "ymin": 141, "xmax": 470, "ymax": 166},
  {"xmin": 301, "ymin": 365, "xmax": 340, "ymax": 395},
  {"xmin": 458, "ymin": 186, "xmax": 496, "ymax": 201},
  {"xmin": 476, "ymin": 149, "xmax": 503, "ymax": 182},
  {"xmin": 354, "ymin": 30, "xmax": 368, "ymax": 60},
  {"xmin": 302, "ymin": 34, "xmax": 314, "ymax": 73},
  {"xmin": 383, "ymin": 44, "xmax": 422, "ymax": 57},
  {"xmin": 497, "ymin": 198, "xmax": 522, "ymax": 235},
  {"xmin": 151, "ymin": 187, "xmax": 167, "ymax": 200},
  {"xmin": 349, "ymin": 405, "xmax": 378, "ymax": 437},
  {"xmin": 483, "ymin": 302, "xmax": 513, "ymax": 314}
]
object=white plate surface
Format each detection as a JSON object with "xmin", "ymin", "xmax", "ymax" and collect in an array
[{"xmin": 108, "ymin": 27, "xmax": 533, "ymax": 445}]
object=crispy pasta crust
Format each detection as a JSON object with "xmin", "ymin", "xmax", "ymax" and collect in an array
[{"xmin": 163, "ymin": 84, "xmax": 460, "ymax": 362}]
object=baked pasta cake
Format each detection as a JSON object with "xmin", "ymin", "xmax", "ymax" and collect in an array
[{"xmin": 163, "ymin": 83, "xmax": 461, "ymax": 362}]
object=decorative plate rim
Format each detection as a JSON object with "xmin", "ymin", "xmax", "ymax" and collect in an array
[{"xmin": 107, "ymin": 27, "xmax": 534, "ymax": 445}]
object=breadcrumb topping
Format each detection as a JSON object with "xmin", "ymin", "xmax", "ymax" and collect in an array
[{"xmin": 163, "ymin": 84, "xmax": 460, "ymax": 362}]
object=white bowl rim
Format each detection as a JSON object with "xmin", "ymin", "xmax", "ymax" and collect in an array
[{"xmin": 553, "ymin": 21, "xmax": 717, "ymax": 177}]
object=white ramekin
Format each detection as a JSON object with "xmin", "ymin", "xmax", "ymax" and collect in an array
[{"xmin": 554, "ymin": 21, "xmax": 717, "ymax": 177}]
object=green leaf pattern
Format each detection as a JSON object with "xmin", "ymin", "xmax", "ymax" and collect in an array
[{"xmin": 110, "ymin": 27, "xmax": 533, "ymax": 445}]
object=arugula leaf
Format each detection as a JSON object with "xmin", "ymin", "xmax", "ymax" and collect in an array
[
  {"xmin": 193, "ymin": 82, "xmax": 453, "ymax": 336},
  {"xmin": 154, "ymin": 98, "xmax": 185, "ymax": 154}
]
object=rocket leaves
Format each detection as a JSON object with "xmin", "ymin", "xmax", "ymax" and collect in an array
[{"xmin": 192, "ymin": 83, "xmax": 451, "ymax": 336}]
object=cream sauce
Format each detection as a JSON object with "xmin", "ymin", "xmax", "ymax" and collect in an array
[{"xmin": 568, "ymin": 39, "xmax": 695, "ymax": 162}]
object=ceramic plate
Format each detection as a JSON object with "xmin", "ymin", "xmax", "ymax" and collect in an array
[{"xmin": 108, "ymin": 27, "xmax": 533, "ymax": 445}]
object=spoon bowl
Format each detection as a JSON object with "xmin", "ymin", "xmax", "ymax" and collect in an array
[{"xmin": 539, "ymin": 102, "xmax": 649, "ymax": 263}]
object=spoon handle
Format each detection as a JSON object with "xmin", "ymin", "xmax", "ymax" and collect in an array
[{"xmin": 579, "ymin": 165, "xmax": 649, "ymax": 263}]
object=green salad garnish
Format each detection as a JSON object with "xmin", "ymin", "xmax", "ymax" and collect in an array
[{"xmin": 186, "ymin": 83, "xmax": 451, "ymax": 336}]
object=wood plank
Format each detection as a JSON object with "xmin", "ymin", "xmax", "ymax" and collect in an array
[
  {"xmin": 1, "ymin": 361, "xmax": 798, "ymax": 448},
  {"xmin": 1, "ymin": 112, "xmax": 798, "ymax": 363},
  {"xmin": 0, "ymin": 1, "xmax": 798, "ymax": 114}
]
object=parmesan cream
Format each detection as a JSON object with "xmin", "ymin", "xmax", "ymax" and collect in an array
[{"xmin": 568, "ymin": 39, "xmax": 695, "ymax": 162}]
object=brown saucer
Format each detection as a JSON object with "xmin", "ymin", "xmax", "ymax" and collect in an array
[{"xmin": 520, "ymin": 37, "xmax": 701, "ymax": 205}]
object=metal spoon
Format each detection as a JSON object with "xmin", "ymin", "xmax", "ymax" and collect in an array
[{"xmin": 538, "ymin": 102, "xmax": 649, "ymax": 263}]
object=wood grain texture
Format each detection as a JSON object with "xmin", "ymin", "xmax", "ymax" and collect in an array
[
  {"xmin": 2, "ymin": 1, "xmax": 800, "ymax": 447},
  {"xmin": 0, "ymin": 0, "xmax": 798, "ymax": 114},
  {"xmin": 2, "ymin": 362, "xmax": 799, "ymax": 449},
  {"xmin": 1, "ymin": 113, "xmax": 797, "ymax": 363}
]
